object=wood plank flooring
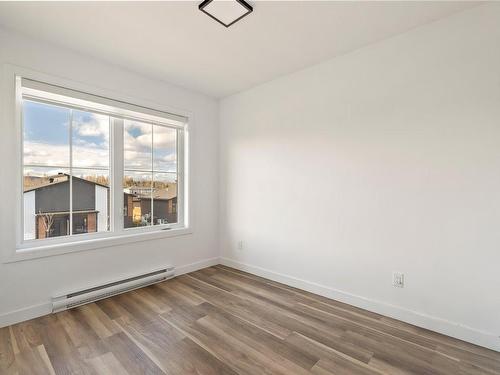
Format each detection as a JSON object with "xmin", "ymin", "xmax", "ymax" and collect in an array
[{"xmin": 1, "ymin": 265, "xmax": 499, "ymax": 374}]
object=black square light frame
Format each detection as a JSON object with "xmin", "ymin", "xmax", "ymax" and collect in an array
[{"xmin": 199, "ymin": 0, "xmax": 253, "ymax": 28}]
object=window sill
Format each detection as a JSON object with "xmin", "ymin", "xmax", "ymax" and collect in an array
[{"xmin": 6, "ymin": 227, "xmax": 192, "ymax": 263}]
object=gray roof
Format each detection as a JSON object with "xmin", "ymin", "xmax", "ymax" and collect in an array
[{"xmin": 24, "ymin": 173, "xmax": 109, "ymax": 193}]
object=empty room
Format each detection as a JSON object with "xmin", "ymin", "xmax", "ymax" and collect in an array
[{"xmin": 0, "ymin": 1, "xmax": 499, "ymax": 374}]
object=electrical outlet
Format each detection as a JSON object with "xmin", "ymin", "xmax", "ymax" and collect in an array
[
  {"xmin": 393, "ymin": 272, "xmax": 404, "ymax": 288},
  {"xmin": 237, "ymin": 240, "xmax": 243, "ymax": 250}
]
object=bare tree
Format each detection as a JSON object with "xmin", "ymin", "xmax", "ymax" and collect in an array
[{"xmin": 38, "ymin": 211, "xmax": 54, "ymax": 238}]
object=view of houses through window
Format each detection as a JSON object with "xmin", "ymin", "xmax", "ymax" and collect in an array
[
  {"xmin": 23, "ymin": 100, "xmax": 111, "ymax": 240},
  {"xmin": 123, "ymin": 119, "xmax": 178, "ymax": 228},
  {"xmin": 23, "ymin": 96, "xmax": 179, "ymax": 242}
]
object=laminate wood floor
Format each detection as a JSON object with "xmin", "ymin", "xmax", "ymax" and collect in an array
[{"xmin": 1, "ymin": 265, "xmax": 499, "ymax": 375}]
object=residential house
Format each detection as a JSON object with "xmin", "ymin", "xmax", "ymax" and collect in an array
[
  {"xmin": 123, "ymin": 184, "xmax": 177, "ymax": 227},
  {"xmin": 23, "ymin": 173, "xmax": 109, "ymax": 239}
]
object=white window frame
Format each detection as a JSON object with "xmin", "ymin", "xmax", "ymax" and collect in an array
[{"xmin": 2, "ymin": 65, "xmax": 193, "ymax": 263}]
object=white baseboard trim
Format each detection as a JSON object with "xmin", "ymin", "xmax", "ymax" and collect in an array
[
  {"xmin": 0, "ymin": 302, "xmax": 52, "ymax": 328},
  {"xmin": 220, "ymin": 257, "xmax": 500, "ymax": 352},
  {"xmin": 175, "ymin": 256, "xmax": 220, "ymax": 276},
  {"xmin": 0, "ymin": 256, "xmax": 220, "ymax": 329}
]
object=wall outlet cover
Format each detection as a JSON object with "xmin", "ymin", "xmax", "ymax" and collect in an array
[{"xmin": 393, "ymin": 272, "xmax": 404, "ymax": 288}]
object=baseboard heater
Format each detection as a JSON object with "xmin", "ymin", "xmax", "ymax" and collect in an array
[{"xmin": 51, "ymin": 266, "xmax": 175, "ymax": 313}]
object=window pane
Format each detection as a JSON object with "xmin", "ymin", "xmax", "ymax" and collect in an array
[
  {"xmin": 123, "ymin": 171, "xmax": 152, "ymax": 228},
  {"xmin": 23, "ymin": 167, "xmax": 70, "ymax": 240},
  {"xmin": 124, "ymin": 119, "xmax": 152, "ymax": 171},
  {"xmin": 72, "ymin": 110, "xmax": 110, "ymax": 169},
  {"xmin": 153, "ymin": 173, "xmax": 177, "ymax": 225},
  {"xmin": 72, "ymin": 169, "xmax": 110, "ymax": 235},
  {"xmin": 153, "ymin": 125, "xmax": 177, "ymax": 172},
  {"xmin": 23, "ymin": 100, "xmax": 70, "ymax": 167}
]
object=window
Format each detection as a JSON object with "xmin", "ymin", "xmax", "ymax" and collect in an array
[
  {"xmin": 20, "ymin": 78, "xmax": 188, "ymax": 247},
  {"xmin": 123, "ymin": 120, "xmax": 178, "ymax": 228},
  {"xmin": 23, "ymin": 101, "xmax": 110, "ymax": 240}
]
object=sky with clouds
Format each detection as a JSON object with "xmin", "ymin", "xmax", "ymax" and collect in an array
[{"xmin": 23, "ymin": 100, "xmax": 177, "ymax": 179}]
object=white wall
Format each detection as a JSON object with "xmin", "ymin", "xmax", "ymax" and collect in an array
[
  {"xmin": 95, "ymin": 185, "xmax": 108, "ymax": 233},
  {"xmin": 23, "ymin": 191, "xmax": 35, "ymax": 240},
  {"xmin": 0, "ymin": 28, "xmax": 219, "ymax": 324},
  {"xmin": 219, "ymin": 4, "xmax": 500, "ymax": 351}
]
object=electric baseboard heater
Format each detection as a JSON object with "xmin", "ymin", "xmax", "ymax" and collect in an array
[{"xmin": 52, "ymin": 266, "xmax": 175, "ymax": 313}]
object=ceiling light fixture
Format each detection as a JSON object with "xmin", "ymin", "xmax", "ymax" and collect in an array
[{"xmin": 199, "ymin": 0, "xmax": 253, "ymax": 28}]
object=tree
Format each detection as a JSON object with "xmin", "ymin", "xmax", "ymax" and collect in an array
[{"xmin": 38, "ymin": 211, "xmax": 55, "ymax": 238}]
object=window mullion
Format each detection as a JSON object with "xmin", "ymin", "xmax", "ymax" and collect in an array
[
  {"xmin": 151, "ymin": 123, "xmax": 154, "ymax": 226},
  {"xmin": 179, "ymin": 128, "xmax": 185, "ymax": 227},
  {"xmin": 69, "ymin": 109, "xmax": 73, "ymax": 236},
  {"xmin": 111, "ymin": 118, "xmax": 124, "ymax": 232}
]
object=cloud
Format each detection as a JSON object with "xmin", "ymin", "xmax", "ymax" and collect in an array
[
  {"xmin": 153, "ymin": 126, "xmax": 176, "ymax": 149},
  {"xmin": 24, "ymin": 142, "xmax": 69, "ymax": 166},
  {"xmin": 160, "ymin": 153, "xmax": 176, "ymax": 162},
  {"xmin": 24, "ymin": 120, "xmax": 176, "ymax": 172},
  {"xmin": 72, "ymin": 144, "xmax": 109, "ymax": 168},
  {"xmin": 24, "ymin": 141, "xmax": 109, "ymax": 169},
  {"xmin": 123, "ymin": 122, "xmax": 176, "ymax": 171},
  {"xmin": 72, "ymin": 112, "xmax": 109, "ymax": 145},
  {"xmin": 76, "ymin": 122, "xmax": 106, "ymax": 137}
]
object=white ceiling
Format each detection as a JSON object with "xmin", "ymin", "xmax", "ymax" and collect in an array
[{"xmin": 0, "ymin": 1, "xmax": 478, "ymax": 98}]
